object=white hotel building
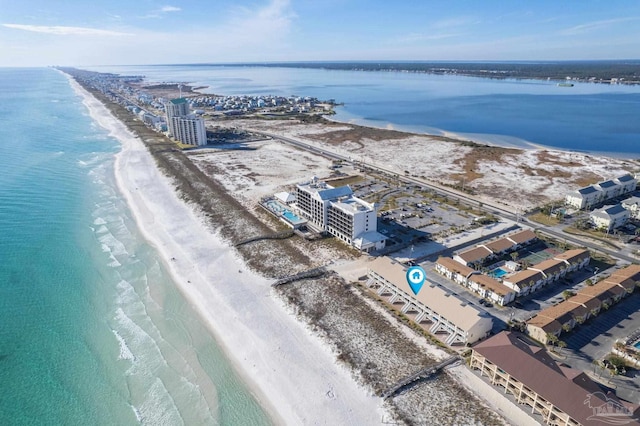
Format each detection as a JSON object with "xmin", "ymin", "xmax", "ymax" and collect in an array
[
  {"xmin": 165, "ymin": 98, "xmax": 207, "ymax": 146},
  {"xmin": 295, "ymin": 178, "xmax": 386, "ymax": 252}
]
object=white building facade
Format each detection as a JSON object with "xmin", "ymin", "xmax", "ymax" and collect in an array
[
  {"xmin": 565, "ymin": 174, "xmax": 637, "ymax": 210},
  {"xmin": 165, "ymin": 98, "xmax": 207, "ymax": 146},
  {"xmin": 590, "ymin": 204, "xmax": 630, "ymax": 231},
  {"xmin": 295, "ymin": 178, "xmax": 385, "ymax": 252}
]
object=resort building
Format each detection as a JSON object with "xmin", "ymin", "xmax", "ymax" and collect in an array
[
  {"xmin": 435, "ymin": 257, "xmax": 516, "ymax": 306},
  {"xmin": 622, "ymin": 196, "xmax": 640, "ymax": 220},
  {"xmin": 590, "ymin": 204, "xmax": 630, "ymax": 232},
  {"xmin": 165, "ymin": 98, "xmax": 207, "ymax": 146},
  {"xmin": 295, "ymin": 178, "xmax": 386, "ymax": 252},
  {"xmin": 565, "ymin": 174, "xmax": 637, "ymax": 210},
  {"xmin": 470, "ymin": 331, "xmax": 640, "ymax": 426},
  {"xmin": 368, "ymin": 257, "xmax": 492, "ymax": 345},
  {"xmin": 527, "ymin": 264, "xmax": 639, "ymax": 344}
]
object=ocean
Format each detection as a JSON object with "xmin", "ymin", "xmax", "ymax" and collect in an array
[
  {"xmin": 0, "ymin": 68, "xmax": 271, "ymax": 425},
  {"xmin": 90, "ymin": 64, "xmax": 640, "ymax": 157}
]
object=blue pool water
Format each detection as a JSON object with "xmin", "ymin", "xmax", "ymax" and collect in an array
[
  {"xmin": 283, "ymin": 210, "xmax": 305, "ymax": 225},
  {"xmin": 490, "ymin": 268, "xmax": 508, "ymax": 278},
  {"xmin": 634, "ymin": 341, "xmax": 640, "ymax": 350}
]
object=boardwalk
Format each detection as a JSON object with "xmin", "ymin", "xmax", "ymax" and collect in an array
[
  {"xmin": 380, "ymin": 356, "xmax": 460, "ymax": 399},
  {"xmin": 272, "ymin": 267, "xmax": 327, "ymax": 287}
]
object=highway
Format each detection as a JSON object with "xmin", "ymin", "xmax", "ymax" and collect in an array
[{"xmin": 251, "ymin": 129, "xmax": 636, "ymax": 265}]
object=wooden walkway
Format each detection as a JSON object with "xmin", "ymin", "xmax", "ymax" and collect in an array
[
  {"xmin": 272, "ymin": 267, "xmax": 327, "ymax": 287},
  {"xmin": 234, "ymin": 229, "xmax": 294, "ymax": 247},
  {"xmin": 380, "ymin": 355, "xmax": 460, "ymax": 399}
]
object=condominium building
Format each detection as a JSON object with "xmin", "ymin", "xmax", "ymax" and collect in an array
[
  {"xmin": 165, "ymin": 98, "xmax": 207, "ymax": 146},
  {"xmin": 590, "ymin": 204, "xmax": 630, "ymax": 231},
  {"xmin": 295, "ymin": 178, "xmax": 386, "ymax": 252},
  {"xmin": 565, "ymin": 174, "xmax": 637, "ymax": 210},
  {"xmin": 368, "ymin": 257, "xmax": 492, "ymax": 345},
  {"xmin": 471, "ymin": 331, "xmax": 640, "ymax": 426},
  {"xmin": 435, "ymin": 257, "xmax": 516, "ymax": 306},
  {"xmin": 527, "ymin": 264, "xmax": 640, "ymax": 344}
]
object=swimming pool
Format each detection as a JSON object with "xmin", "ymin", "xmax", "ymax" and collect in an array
[
  {"xmin": 489, "ymin": 268, "xmax": 508, "ymax": 278},
  {"xmin": 283, "ymin": 210, "xmax": 306, "ymax": 225},
  {"xmin": 634, "ymin": 341, "xmax": 640, "ymax": 350}
]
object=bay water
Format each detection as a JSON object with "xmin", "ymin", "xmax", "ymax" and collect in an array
[
  {"xmin": 91, "ymin": 64, "xmax": 640, "ymax": 157},
  {"xmin": 0, "ymin": 68, "xmax": 271, "ymax": 425}
]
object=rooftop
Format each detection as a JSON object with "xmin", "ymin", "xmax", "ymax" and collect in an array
[
  {"xmin": 506, "ymin": 229, "xmax": 537, "ymax": 244},
  {"xmin": 456, "ymin": 246, "xmax": 492, "ymax": 264},
  {"xmin": 473, "ymin": 332, "xmax": 640, "ymax": 426},
  {"xmin": 369, "ymin": 257, "xmax": 492, "ymax": 334}
]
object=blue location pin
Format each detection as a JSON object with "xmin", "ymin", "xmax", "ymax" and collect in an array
[{"xmin": 406, "ymin": 266, "xmax": 426, "ymax": 295}]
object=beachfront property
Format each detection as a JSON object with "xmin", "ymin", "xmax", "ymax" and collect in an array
[
  {"xmin": 470, "ymin": 331, "xmax": 640, "ymax": 426},
  {"xmin": 503, "ymin": 249, "xmax": 590, "ymax": 296},
  {"xmin": 294, "ymin": 178, "xmax": 386, "ymax": 252},
  {"xmin": 435, "ymin": 257, "xmax": 516, "ymax": 306},
  {"xmin": 527, "ymin": 264, "xmax": 640, "ymax": 344},
  {"xmin": 564, "ymin": 174, "xmax": 637, "ymax": 210},
  {"xmin": 165, "ymin": 98, "xmax": 207, "ymax": 146},
  {"xmin": 453, "ymin": 229, "xmax": 538, "ymax": 268},
  {"xmin": 589, "ymin": 204, "xmax": 630, "ymax": 232},
  {"xmin": 368, "ymin": 257, "xmax": 492, "ymax": 345}
]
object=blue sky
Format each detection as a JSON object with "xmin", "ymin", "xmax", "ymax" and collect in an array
[{"xmin": 1, "ymin": 0, "xmax": 640, "ymax": 66}]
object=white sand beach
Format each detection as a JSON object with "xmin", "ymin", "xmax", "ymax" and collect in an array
[{"xmin": 68, "ymin": 77, "xmax": 386, "ymax": 424}]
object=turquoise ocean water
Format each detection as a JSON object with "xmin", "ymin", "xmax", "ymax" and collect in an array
[{"xmin": 0, "ymin": 68, "xmax": 271, "ymax": 425}]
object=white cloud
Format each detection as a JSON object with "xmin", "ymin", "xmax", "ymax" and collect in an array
[
  {"xmin": 560, "ymin": 17, "xmax": 639, "ymax": 36},
  {"xmin": 2, "ymin": 24, "xmax": 133, "ymax": 36},
  {"xmin": 160, "ymin": 6, "xmax": 181, "ymax": 13}
]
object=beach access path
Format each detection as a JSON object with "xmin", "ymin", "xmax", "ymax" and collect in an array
[{"xmin": 68, "ymin": 76, "xmax": 386, "ymax": 425}]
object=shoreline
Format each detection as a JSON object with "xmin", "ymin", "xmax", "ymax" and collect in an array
[
  {"xmin": 65, "ymin": 73, "xmax": 386, "ymax": 424},
  {"xmin": 323, "ymin": 112, "xmax": 639, "ymax": 160}
]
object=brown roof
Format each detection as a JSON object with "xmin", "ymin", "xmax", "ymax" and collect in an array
[
  {"xmin": 468, "ymin": 274, "xmax": 515, "ymax": 297},
  {"xmin": 456, "ymin": 246, "xmax": 492, "ymax": 264},
  {"xmin": 538, "ymin": 301, "xmax": 586, "ymax": 325},
  {"xmin": 507, "ymin": 229, "xmax": 537, "ymax": 244},
  {"xmin": 604, "ymin": 277, "xmax": 636, "ymax": 293},
  {"xmin": 436, "ymin": 257, "xmax": 475, "ymax": 277},
  {"xmin": 530, "ymin": 258, "xmax": 566, "ymax": 277},
  {"xmin": 578, "ymin": 285, "xmax": 617, "ymax": 303},
  {"xmin": 554, "ymin": 249, "xmax": 590, "ymax": 265},
  {"xmin": 504, "ymin": 268, "xmax": 544, "ymax": 287},
  {"xmin": 595, "ymin": 279, "xmax": 628, "ymax": 296},
  {"xmin": 609, "ymin": 264, "xmax": 640, "ymax": 282},
  {"xmin": 472, "ymin": 331, "xmax": 640, "ymax": 426},
  {"xmin": 566, "ymin": 294, "xmax": 602, "ymax": 312},
  {"xmin": 526, "ymin": 315, "xmax": 562, "ymax": 332},
  {"xmin": 369, "ymin": 257, "xmax": 493, "ymax": 334},
  {"xmin": 483, "ymin": 238, "xmax": 514, "ymax": 253}
]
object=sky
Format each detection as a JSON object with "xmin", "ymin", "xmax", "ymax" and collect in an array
[{"xmin": 1, "ymin": 0, "xmax": 640, "ymax": 67}]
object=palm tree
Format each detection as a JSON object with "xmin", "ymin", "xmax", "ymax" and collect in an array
[
  {"xmin": 562, "ymin": 323, "xmax": 572, "ymax": 334},
  {"xmin": 546, "ymin": 333, "xmax": 559, "ymax": 350},
  {"xmin": 557, "ymin": 340, "xmax": 567, "ymax": 353},
  {"xmin": 510, "ymin": 252, "xmax": 519, "ymax": 262}
]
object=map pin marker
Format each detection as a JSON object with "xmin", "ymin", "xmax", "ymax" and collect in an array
[{"xmin": 406, "ymin": 265, "xmax": 426, "ymax": 295}]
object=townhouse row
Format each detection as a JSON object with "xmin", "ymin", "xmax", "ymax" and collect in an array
[
  {"xmin": 502, "ymin": 249, "xmax": 591, "ymax": 296},
  {"xmin": 565, "ymin": 174, "xmax": 636, "ymax": 210},
  {"xmin": 527, "ymin": 264, "xmax": 640, "ymax": 344},
  {"xmin": 453, "ymin": 229, "xmax": 538, "ymax": 268}
]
